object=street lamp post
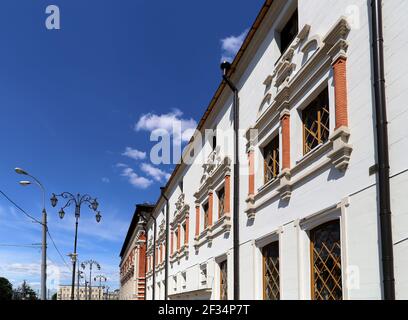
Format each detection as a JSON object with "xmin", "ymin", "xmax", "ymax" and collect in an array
[
  {"xmin": 77, "ymin": 268, "xmax": 84, "ymax": 300},
  {"xmin": 81, "ymin": 260, "xmax": 100, "ymax": 300},
  {"xmin": 15, "ymin": 168, "xmax": 47, "ymax": 301},
  {"xmin": 50, "ymin": 192, "xmax": 102, "ymax": 300},
  {"xmin": 94, "ymin": 275, "xmax": 107, "ymax": 300},
  {"xmin": 105, "ymin": 285, "xmax": 110, "ymax": 300}
]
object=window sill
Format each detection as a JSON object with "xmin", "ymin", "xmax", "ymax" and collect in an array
[
  {"xmin": 194, "ymin": 215, "xmax": 231, "ymax": 250},
  {"xmin": 246, "ymin": 127, "xmax": 352, "ymax": 219}
]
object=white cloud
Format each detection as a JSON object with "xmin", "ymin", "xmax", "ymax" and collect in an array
[
  {"xmin": 220, "ymin": 29, "xmax": 249, "ymax": 62},
  {"xmin": 135, "ymin": 109, "xmax": 197, "ymax": 145},
  {"xmin": 122, "ymin": 147, "xmax": 146, "ymax": 161},
  {"xmin": 101, "ymin": 177, "xmax": 110, "ymax": 183},
  {"xmin": 140, "ymin": 163, "xmax": 171, "ymax": 183},
  {"xmin": 120, "ymin": 165, "xmax": 152, "ymax": 189}
]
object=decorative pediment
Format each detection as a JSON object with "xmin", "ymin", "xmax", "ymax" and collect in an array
[
  {"xmin": 200, "ymin": 146, "xmax": 222, "ymax": 184},
  {"xmin": 172, "ymin": 193, "xmax": 190, "ymax": 227},
  {"xmin": 195, "ymin": 154, "xmax": 231, "ymax": 202}
]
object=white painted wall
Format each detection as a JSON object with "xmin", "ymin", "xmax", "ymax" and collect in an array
[{"xmin": 141, "ymin": 0, "xmax": 408, "ymax": 300}]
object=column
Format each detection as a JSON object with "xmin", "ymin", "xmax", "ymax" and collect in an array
[
  {"xmin": 333, "ymin": 57, "xmax": 348, "ymax": 129},
  {"xmin": 248, "ymin": 151, "xmax": 255, "ymax": 196},
  {"xmin": 170, "ymin": 230, "xmax": 174, "ymax": 255},
  {"xmin": 208, "ymin": 191, "xmax": 213, "ymax": 227},
  {"xmin": 195, "ymin": 205, "xmax": 200, "ymax": 237},
  {"xmin": 185, "ymin": 216, "xmax": 189, "ymax": 244},
  {"xmin": 177, "ymin": 224, "xmax": 181, "ymax": 251},
  {"xmin": 224, "ymin": 175, "xmax": 231, "ymax": 215},
  {"xmin": 281, "ymin": 110, "xmax": 291, "ymax": 170}
]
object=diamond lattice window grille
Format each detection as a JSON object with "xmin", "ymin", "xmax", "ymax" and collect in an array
[
  {"xmin": 303, "ymin": 88, "xmax": 330, "ymax": 155},
  {"xmin": 220, "ymin": 260, "xmax": 228, "ymax": 300},
  {"xmin": 311, "ymin": 220, "xmax": 342, "ymax": 300},
  {"xmin": 263, "ymin": 242, "xmax": 280, "ymax": 300},
  {"xmin": 263, "ymin": 136, "xmax": 280, "ymax": 184}
]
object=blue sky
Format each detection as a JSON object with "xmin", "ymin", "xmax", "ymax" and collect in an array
[{"xmin": 0, "ymin": 0, "xmax": 263, "ymax": 295}]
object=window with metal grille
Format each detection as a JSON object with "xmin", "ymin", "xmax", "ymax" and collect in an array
[
  {"xmin": 219, "ymin": 260, "xmax": 228, "ymax": 300},
  {"xmin": 280, "ymin": 9, "xmax": 298, "ymax": 54},
  {"xmin": 217, "ymin": 187, "xmax": 225, "ymax": 218},
  {"xmin": 263, "ymin": 136, "xmax": 280, "ymax": 184},
  {"xmin": 310, "ymin": 220, "xmax": 342, "ymax": 300},
  {"xmin": 262, "ymin": 242, "xmax": 280, "ymax": 300},
  {"xmin": 302, "ymin": 87, "xmax": 330, "ymax": 155},
  {"xmin": 203, "ymin": 202, "xmax": 209, "ymax": 229}
]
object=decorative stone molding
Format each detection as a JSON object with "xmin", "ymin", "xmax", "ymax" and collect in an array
[
  {"xmin": 195, "ymin": 154, "xmax": 231, "ymax": 203},
  {"xmin": 244, "ymin": 17, "xmax": 353, "ymax": 219},
  {"xmin": 171, "ymin": 193, "xmax": 190, "ymax": 227},
  {"xmin": 277, "ymin": 169, "xmax": 292, "ymax": 202},
  {"xmin": 273, "ymin": 24, "xmax": 311, "ymax": 90},
  {"xmin": 200, "ymin": 146, "xmax": 222, "ymax": 185},
  {"xmin": 327, "ymin": 126, "xmax": 353, "ymax": 171},
  {"xmin": 170, "ymin": 244, "xmax": 189, "ymax": 264},
  {"xmin": 323, "ymin": 17, "xmax": 351, "ymax": 63}
]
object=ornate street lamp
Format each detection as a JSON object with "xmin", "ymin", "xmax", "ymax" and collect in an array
[
  {"xmin": 81, "ymin": 259, "xmax": 101, "ymax": 300},
  {"xmin": 94, "ymin": 274, "xmax": 107, "ymax": 300},
  {"xmin": 50, "ymin": 192, "xmax": 102, "ymax": 300}
]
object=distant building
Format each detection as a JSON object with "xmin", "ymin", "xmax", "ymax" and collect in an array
[
  {"xmin": 57, "ymin": 285, "xmax": 105, "ymax": 300},
  {"xmin": 106, "ymin": 289, "xmax": 120, "ymax": 300},
  {"xmin": 119, "ymin": 204, "xmax": 154, "ymax": 300}
]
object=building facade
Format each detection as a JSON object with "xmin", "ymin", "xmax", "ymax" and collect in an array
[
  {"xmin": 120, "ymin": 0, "xmax": 408, "ymax": 300},
  {"xmin": 119, "ymin": 204, "xmax": 154, "ymax": 300},
  {"xmin": 57, "ymin": 285, "xmax": 105, "ymax": 300}
]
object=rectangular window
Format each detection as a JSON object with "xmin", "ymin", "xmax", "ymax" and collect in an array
[
  {"xmin": 217, "ymin": 187, "xmax": 225, "ymax": 218},
  {"xmin": 310, "ymin": 220, "xmax": 342, "ymax": 300},
  {"xmin": 203, "ymin": 202, "xmax": 209, "ymax": 229},
  {"xmin": 219, "ymin": 260, "xmax": 228, "ymax": 300},
  {"xmin": 262, "ymin": 242, "xmax": 280, "ymax": 300},
  {"xmin": 280, "ymin": 9, "xmax": 299, "ymax": 54},
  {"xmin": 181, "ymin": 272, "xmax": 187, "ymax": 289},
  {"xmin": 182, "ymin": 222, "xmax": 187, "ymax": 244},
  {"xmin": 212, "ymin": 135, "xmax": 217, "ymax": 151},
  {"xmin": 263, "ymin": 136, "xmax": 280, "ymax": 184},
  {"xmin": 302, "ymin": 87, "xmax": 330, "ymax": 155},
  {"xmin": 173, "ymin": 276, "xmax": 177, "ymax": 292},
  {"xmin": 200, "ymin": 264, "xmax": 208, "ymax": 285}
]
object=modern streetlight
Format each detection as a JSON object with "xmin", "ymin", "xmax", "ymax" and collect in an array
[
  {"xmin": 50, "ymin": 192, "xmax": 101, "ymax": 300},
  {"xmin": 94, "ymin": 274, "xmax": 107, "ymax": 300},
  {"xmin": 14, "ymin": 167, "xmax": 47, "ymax": 301},
  {"xmin": 81, "ymin": 260, "xmax": 100, "ymax": 300}
]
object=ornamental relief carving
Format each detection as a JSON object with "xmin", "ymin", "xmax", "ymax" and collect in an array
[
  {"xmin": 200, "ymin": 146, "xmax": 222, "ymax": 185},
  {"xmin": 172, "ymin": 193, "xmax": 190, "ymax": 227},
  {"xmin": 246, "ymin": 17, "xmax": 352, "ymax": 219}
]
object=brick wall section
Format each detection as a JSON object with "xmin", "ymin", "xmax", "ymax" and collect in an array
[
  {"xmin": 333, "ymin": 57, "xmax": 348, "ymax": 129},
  {"xmin": 208, "ymin": 192, "xmax": 214, "ymax": 227},
  {"xmin": 177, "ymin": 224, "xmax": 181, "ymax": 250},
  {"xmin": 137, "ymin": 240, "xmax": 146, "ymax": 300},
  {"xmin": 281, "ymin": 113, "xmax": 291, "ymax": 170},
  {"xmin": 248, "ymin": 151, "xmax": 255, "ymax": 196},
  {"xmin": 224, "ymin": 175, "xmax": 231, "ymax": 215},
  {"xmin": 185, "ymin": 216, "xmax": 189, "ymax": 244},
  {"xmin": 195, "ymin": 205, "xmax": 200, "ymax": 237},
  {"xmin": 170, "ymin": 230, "xmax": 174, "ymax": 255}
]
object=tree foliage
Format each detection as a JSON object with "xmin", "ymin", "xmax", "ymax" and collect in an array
[
  {"xmin": 0, "ymin": 277, "xmax": 13, "ymax": 300},
  {"xmin": 12, "ymin": 280, "xmax": 38, "ymax": 300}
]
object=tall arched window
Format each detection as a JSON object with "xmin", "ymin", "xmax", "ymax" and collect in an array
[{"xmin": 310, "ymin": 220, "xmax": 342, "ymax": 300}]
